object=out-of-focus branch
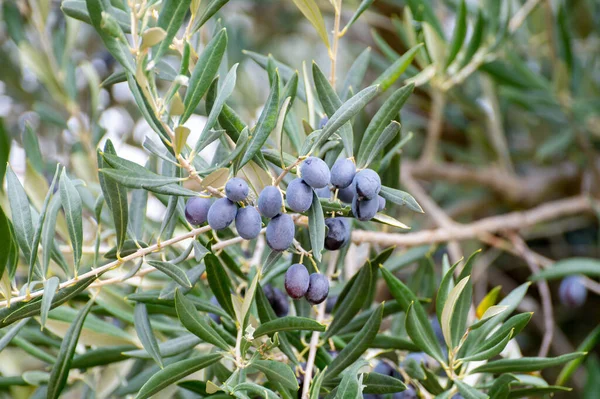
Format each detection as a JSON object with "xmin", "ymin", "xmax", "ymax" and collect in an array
[
  {"xmin": 407, "ymin": 161, "xmax": 580, "ymax": 206},
  {"xmin": 420, "ymin": 90, "xmax": 446, "ymax": 164},
  {"xmin": 351, "ymin": 196, "xmax": 593, "ymax": 247},
  {"xmin": 510, "ymin": 234, "xmax": 554, "ymax": 357},
  {"xmin": 401, "ymin": 164, "xmax": 463, "ymax": 263}
]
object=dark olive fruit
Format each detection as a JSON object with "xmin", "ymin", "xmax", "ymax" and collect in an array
[
  {"xmin": 318, "ymin": 115, "xmax": 328, "ymax": 129},
  {"xmin": 235, "ymin": 206, "xmax": 262, "ymax": 240},
  {"xmin": 378, "ymin": 196, "xmax": 386, "ymax": 211},
  {"xmin": 559, "ymin": 276, "xmax": 587, "ymax": 308},
  {"xmin": 315, "ymin": 186, "xmax": 331, "ymax": 199},
  {"xmin": 284, "ymin": 264, "xmax": 310, "ymax": 299},
  {"xmin": 330, "ymin": 158, "xmax": 356, "ymax": 189},
  {"xmin": 208, "ymin": 296, "xmax": 221, "ymax": 324},
  {"xmin": 263, "ymin": 284, "xmax": 289, "ymax": 317},
  {"xmin": 300, "ymin": 157, "xmax": 331, "ymax": 189},
  {"xmin": 430, "ymin": 317, "xmax": 445, "ymax": 345},
  {"xmin": 392, "ymin": 386, "xmax": 417, "ymax": 399},
  {"xmin": 305, "ymin": 273, "xmax": 329, "ymax": 304},
  {"xmin": 324, "ymin": 217, "xmax": 351, "ymax": 250},
  {"xmin": 207, "ymin": 198, "xmax": 238, "ymax": 230},
  {"xmin": 337, "ymin": 183, "xmax": 355, "ymax": 204},
  {"xmin": 354, "ymin": 169, "xmax": 381, "ymax": 200},
  {"xmin": 374, "ymin": 361, "xmax": 398, "ymax": 377},
  {"xmin": 225, "ymin": 177, "xmax": 249, "ymax": 202},
  {"xmin": 266, "ymin": 213, "xmax": 295, "ymax": 251},
  {"xmin": 325, "ymin": 295, "xmax": 338, "ymax": 313},
  {"xmin": 184, "ymin": 197, "xmax": 212, "ymax": 225},
  {"xmin": 286, "ymin": 178, "xmax": 313, "ymax": 213},
  {"xmin": 352, "ymin": 196, "xmax": 379, "ymax": 221},
  {"xmin": 258, "ymin": 185, "xmax": 283, "ymax": 218}
]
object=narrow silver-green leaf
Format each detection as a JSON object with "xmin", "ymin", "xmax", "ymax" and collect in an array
[
  {"xmin": 441, "ymin": 276, "xmax": 470, "ymax": 348},
  {"xmin": 240, "ymin": 71, "xmax": 280, "ymax": 168},
  {"xmin": 147, "ymin": 260, "xmax": 192, "ymax": 288},
  {"xmin": 308, "ymin": 191, "xmax": 325, "ymax": 262},
  {"xmin": 205, "ymin": 254, "xmax": 235, "ymax": 317},
  {"xmin": 193, "ymin": 63, "xmax": 238, "ymax": 156},
  {"xmin": 361, "ymin": 121, "xmax": 401, "ymax": 168},
  {"xmin": 153, "ymin": 0, "xmax": 192, "ymax": 62},
  {"xmin": 253, "ymin": 360, "xmax": 299, "ymax": 390},
  {"xmin": 357, "ymin": 83, "xmax": 413, "ymax": 168},
  {"xmin": 290, "ymin": 0, "xmax": 329, "ymax": 48},
  {"xmin": 341, "ymin": 47, "xmax": 371, "ymax": 101},
  {"xmin": 324, "ymin": 303, "xmax": 383, "ymax": 380},
  {"xmin": 134, "ymin": 303, "xmax": 163, "ymax": 368},
  {"xmin": 182, "ymin": 29, "xmax": 228, "ymax": 123},
  {"xmin": 471, "ymin": 352, "xmax": 586, "ymax": 374},
  {"xmin": 0, "ymin": 318, "xmax": 29, "ymax": 352},
  {"xmin": 40, "ymin": 277, "xmax": 60, "ymax": 330},
  {"xmin": 380, "ymin": 185, "xmax": 423, "ymax": 213},
  {"xmin": 530, "ymin": 258, "xmax": 600, "ymax": 280},
  {"xmin": 174, "ymin": 289, "xmax": 230, "ymax": 350},
  {"xmin": 459, "ymin": 328, "xmax": 513, "ymax": 362},
  {"xmin": 98, "ymin": 140, "xmax": 128, "ymax": 254},
  {"xmin": 254, "ymin": 316, "xmax": 326, "ymax": 337},
  {"xmin": 6, "ymin": 166, "xmax": 34, "ymax": 270},
  {"xmin": 192, "ymin": 0, "xmax": 231, "ymax": 32},
  {"xmin": 59, "ymin": 168, "xmax": 83, "ymax": 273},
  {"xmin": 29, "ymin": 166, "xmax": 59, "ymax": 280},
  {"xmin": 136, "ymin": 353, "xmax": 222, "ymax": 399},
  {"xmin": 312, "ymin": 85, "xmax": 379, "ymax": 152},
  {"xmin": 313, "ymin": 62, "xmax": 353, "ymax": 156},
  {"xmin": 445, "ymin": 0, "xmax": 467, "ymax": 68},
  {"xmin": 47, "ymin": 299, "xmax": 94, "ymax": 399},
  {"xmin": 326, "ymin": 263, "xmax": 371, "ymax": 339},
  {"xmin": 405, "ymin": 303, "xmax": 445, "ymax": 366},
  {"xmin": 454, "ymin": 379, "xmax": 489, "ymax": 399},
  {"xmin": 343, "ymin": 0, "xmax": 375, "ymax": 32},
  {"xmin": 373, "ymin": 44, "xmax": 422, "ymax": 91},
  {"xmin": 124, "ymin": 334, "xmax": 201, "ymax": 359},
  {"xmin": 381, "ymin": 267, "xmax": 445, "ymax": 364},
  {"xmin": 85, "ymin": 0, "xmax": 135, "ymax": 73}
]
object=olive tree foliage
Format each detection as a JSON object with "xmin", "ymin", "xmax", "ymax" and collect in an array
[{"xmin": 0, "ymin": 0, "xmax": 595, "ymax": 398}]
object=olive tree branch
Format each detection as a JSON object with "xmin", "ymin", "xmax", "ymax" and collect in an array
[
  {"xmin": 510, "ymin": 234, "xmax": 554, "ymax": 358},
  {"xmin": 301, "ymin": 250, "xmax": 338, "ymax": 399}
]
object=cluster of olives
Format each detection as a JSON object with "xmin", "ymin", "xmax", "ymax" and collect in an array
[
  {"xmin": 185, "ymin": 156, "xmax": 385, "ymax": 254},
  {"xmin": 185, "ymin": 177, "xmax": 263, "ymax": 240},
  {"xmin": 284, "ymin": 263, "xmax": 329, "ymax": 305},
  {"xmin": 326, "ymin": 158, "xmax": 386, "ymax": 221}
]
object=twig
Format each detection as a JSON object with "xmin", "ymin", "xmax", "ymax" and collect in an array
[
  {"xmin": 510, "ymin": 234, "xmax": 554, "ymax": 357},
  {"xmin": 509, "ymin": 0, "xmax": 542, "ymax": 33},
  {"xmin": 407, "ymin": 160, "xmax": 580, "ymax": 205},
  {"xmin": 274, "ymin": 157, "xmax": 305, "ymax": 186},
  {"xmin": 420, "ymin": 90, "xmax": 446, "ymax": 164},
  {"xmin": 481, "ymin": 76, "xmax": 514, "ymax": 173},
  {"xmin": 351, "ymin": 196, "xmax": 593, "ymax": 248},
  {"xmin": 301, "ymin": 249, "xmax": 338, "ymax": 399},
  {"xmin": 401, "ymin": 164, "xmax": 463, "ymax": 263},
  {"xmin": 329, "ymin": 0, "xmax": 343, "ymax": 87},
  {"xmin": 0, "ymin": 225, "xmax": 212, "ymax": 308}
]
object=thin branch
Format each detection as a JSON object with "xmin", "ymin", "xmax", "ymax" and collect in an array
[
  {"xmin": 407, "ymin": 160, "xmax": 580, "ymax": 206},
  {"xmin": 420, "ymin": 90, "xmax": 446, "ymax": 164},
  {"xmin": 510, "ymin": 234, "xmax": 554, "ymax": 357},
  {"xmin": 0, "ymin": 225, "xmax": 210, "ymax": 308},
  {"xmin": 401, "ymin": 164, "xmax": 463, "ymax": 263},
  {"xmin": 509, "ymin": 0, "xmax": 542, "ymax": 33},
  {"xmin": 329, "ymin": 0, "xmax": 343, "ymax": 87},
  {"xmin": 301, "ymin": 248, "xmax": 338, "ymax": 399},
  {"xmin": 351, "ymin": 196, "xmax": 593, "ymax": 247}
]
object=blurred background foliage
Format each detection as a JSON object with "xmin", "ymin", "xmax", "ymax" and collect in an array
[{"xmin": 0, "ymin": 0, "xmax": 600, "ymax": 397}]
